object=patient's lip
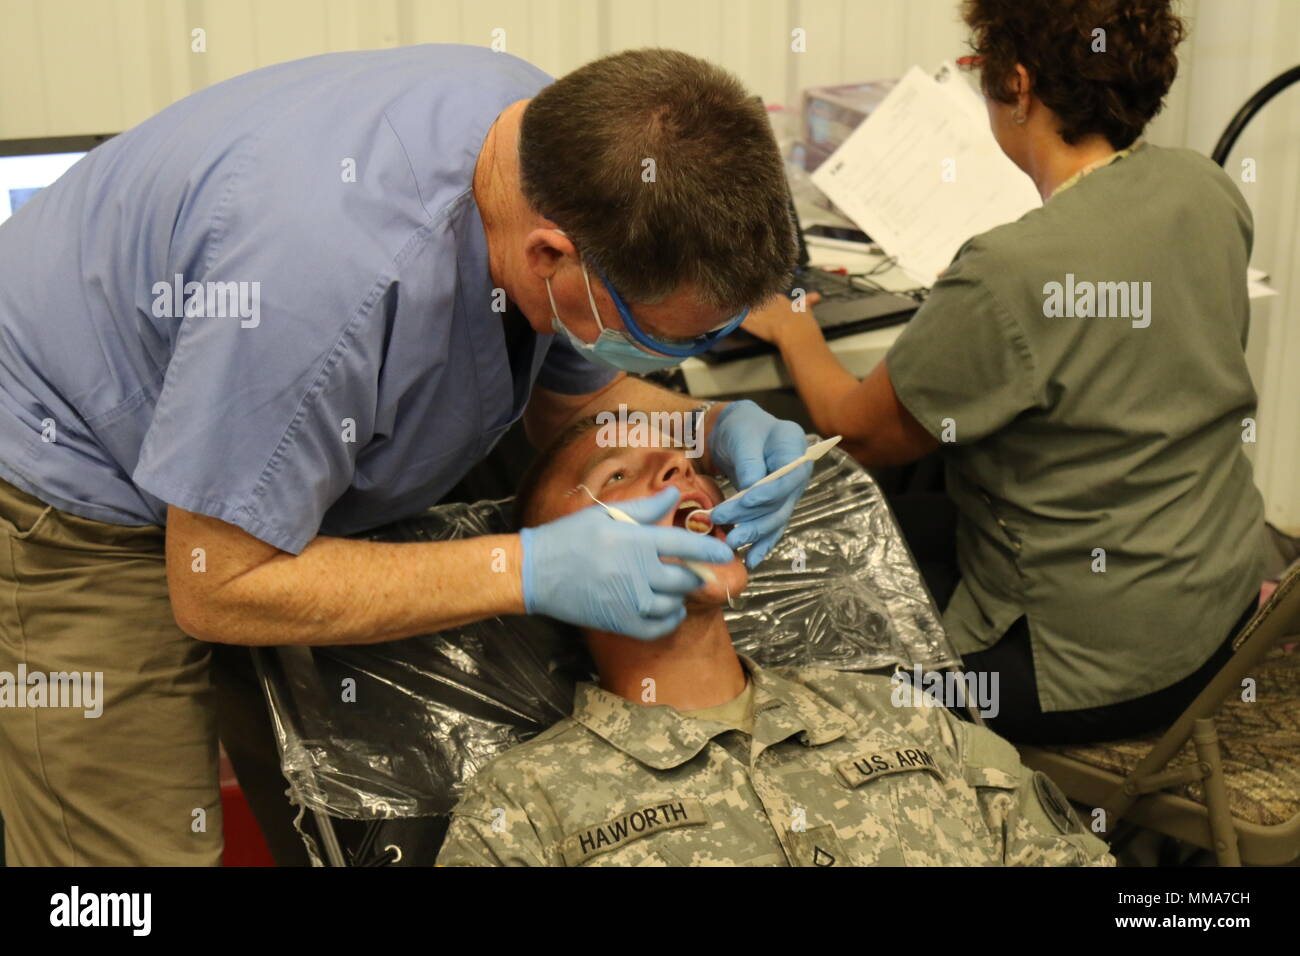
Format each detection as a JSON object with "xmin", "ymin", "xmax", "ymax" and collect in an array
[
  {"xmin": 672, "ymin": 479, "xmax": 719, "ymax": 508},
  {"xmin": 664, "ymin": 482, "xmax": 718, "ymax": 525},
  {"xmin": 663, "ymin": 484, "xmax": 733, "ymax": 545},
  {"xmin": 601, "ymin": 479, "xmax": 726, "ymax": 541}
]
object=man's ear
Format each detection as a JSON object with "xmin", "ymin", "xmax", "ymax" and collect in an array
[{"xmin": 525, "ymin": 228, "xmax": 575, "ymax": 281}]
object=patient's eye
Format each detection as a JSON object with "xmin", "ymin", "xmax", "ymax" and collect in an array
[{"xmin": 605, "ymin": 469, "xmax": 628, "ymax": 485}]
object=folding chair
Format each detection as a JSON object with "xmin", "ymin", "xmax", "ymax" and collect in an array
[
  {"xmin": 252, "ymin": 442, "xmax": 963, "ymax": 865},
  {"xmin": 1019, "ymin": 562, "xmax": 1300, "ymax": 866}
]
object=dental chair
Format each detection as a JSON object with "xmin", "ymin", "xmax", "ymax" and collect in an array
[{"xmin": 253, "ymin": 442, "xmax": 960, "ymax": 866}]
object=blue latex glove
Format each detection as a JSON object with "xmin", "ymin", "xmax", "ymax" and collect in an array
[
  {"xmin": 520, "ymin": 487, "xmax": 735, "ymax": 640},
  {"xmin": 706, "ymin": 400, "xmax": 813, "ymax": 569}
]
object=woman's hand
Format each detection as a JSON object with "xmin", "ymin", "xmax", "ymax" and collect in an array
[{"xmin": 742, "ymin": 291, "xmax": 821, "ymax": 346}]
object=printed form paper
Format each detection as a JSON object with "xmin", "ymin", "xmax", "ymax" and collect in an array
[{"xmin": 812, "ymin": 63, "xmax": 1041, "ymax": 286}]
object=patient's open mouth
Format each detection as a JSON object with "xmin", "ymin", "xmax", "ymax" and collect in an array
[
  {"xmin": 672, "ymin": 497, "xmax": 707, "ymax": 527},
  {"xmin": 672, "ymin": 496, "xmax": 728, "ymax": 539}
]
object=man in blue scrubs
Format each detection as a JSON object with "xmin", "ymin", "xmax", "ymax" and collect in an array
[{"xmin": 0, "ymin": 45, "xmax": 808, "ymax": 864}]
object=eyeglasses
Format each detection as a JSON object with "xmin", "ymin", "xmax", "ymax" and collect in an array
[{"xmin": 590, "ymin": 263, "xmax": 749, "ymax": 358}]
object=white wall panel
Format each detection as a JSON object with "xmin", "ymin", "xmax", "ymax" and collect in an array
[
  {"xmin": 249, "ymin": 0, "xmax": 330, "ymax": 69},
  {"xmin": 838, "ymin": 0, "xmax": 908, "ymax": 82},
  {"xmin": 788, "ymin": 0, "xmax": 853, "ymax": 93},
  {"xmin": 1201, "ymin": 1, "xmax": 1300, "ymax": 529},
  {"xmin": 32, "ymin": 0, "xmax": 122, "ymax": 134},
  {"xmin": 195, "ymin": 0, "xmax": 257, "ymax": 89},
  {"xmin": 716, "ymin": 0, "xmax": 790, "ymax": 107},
  {"xmin": 110, "ymin": 0, "xmax": 171, "ymax": 131},
  {"xmin": 0, "ymin": 0, "xmax": 50, "ymax": 134}
]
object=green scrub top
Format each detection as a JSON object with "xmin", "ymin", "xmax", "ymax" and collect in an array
[{"xmin": 886, "ymin": 142, "xmax": 1264, "ymax": 713}]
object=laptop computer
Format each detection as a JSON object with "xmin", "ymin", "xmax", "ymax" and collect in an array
[{"xmin": 702, "ymin": 196, "xmax": 920, "ymax": 363}]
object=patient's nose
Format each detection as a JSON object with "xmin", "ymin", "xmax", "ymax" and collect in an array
[{"xmin": 651, "ymin": 449, "xmax": 698, "ymax": 491}]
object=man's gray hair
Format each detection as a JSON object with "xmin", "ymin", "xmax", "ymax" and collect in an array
[{"xmin": 519, "ymin": 48, "xmax": 797, "ymax": 311}]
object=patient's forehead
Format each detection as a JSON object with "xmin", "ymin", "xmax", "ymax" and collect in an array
[{"xmin": 537, "ymin": 425, "xmax": 684, "ymax": 516}]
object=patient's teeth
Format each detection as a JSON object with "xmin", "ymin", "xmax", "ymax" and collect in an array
[{"xmin": 684, "ymin": 509, "xmax": 714, "ymax": 535}]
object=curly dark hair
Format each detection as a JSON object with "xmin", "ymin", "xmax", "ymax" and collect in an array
[{"xmin": 961, "ymin": 0, "xmax": 1186, "ymax": 148}]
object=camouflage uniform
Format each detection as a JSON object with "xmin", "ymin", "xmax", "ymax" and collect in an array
[{"xmin": 437, "ymin": 656, "xmax": 1115, "ymax": 866}]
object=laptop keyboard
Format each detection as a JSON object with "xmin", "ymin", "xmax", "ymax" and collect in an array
[{"xmin": 789, "ymin": 268, "xmax": 867, "ymax": 301}]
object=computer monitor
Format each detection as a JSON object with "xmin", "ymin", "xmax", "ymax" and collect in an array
[{"xmin": 0, "ymin": 134, "xmax": 114, "ymax": 226}]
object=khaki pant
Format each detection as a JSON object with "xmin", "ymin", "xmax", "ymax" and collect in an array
[{"xmin": 0, "ymin": 477, "xmax": 222, "ymax": 865}]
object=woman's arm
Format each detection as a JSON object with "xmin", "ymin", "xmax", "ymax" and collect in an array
[{"xmin": 744, "ymin": 296, "xmax": 939, "ymax": 467}]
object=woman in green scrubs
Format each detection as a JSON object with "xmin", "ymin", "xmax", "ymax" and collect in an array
[{"xmin": 744, "ymin": 0, "xmax": 1263, "ymax": 744}]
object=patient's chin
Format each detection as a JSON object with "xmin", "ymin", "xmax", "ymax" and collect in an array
[{"xmin": 685, "ymin": 558, "xmax": 748, "ymax": 609}]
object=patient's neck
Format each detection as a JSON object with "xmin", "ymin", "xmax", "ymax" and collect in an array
[{"xmin": 584, "ymin": 608, "xmax": 746, "ymax": 711}]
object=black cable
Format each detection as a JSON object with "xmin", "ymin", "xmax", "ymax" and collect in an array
[{"xmin": 1210, "ymin": 65, "xmax": 1300, "ymax": 167}]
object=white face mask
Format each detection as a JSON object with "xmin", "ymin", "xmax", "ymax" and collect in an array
[{"xmin": 543, "ymin": 234, "xmax": 684, "ymax": 374}]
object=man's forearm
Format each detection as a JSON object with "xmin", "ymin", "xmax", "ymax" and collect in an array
[
  {"xmin": 523, "ymin": 373, "xmax": 628, "ymax": 449},
  {"xmin": 174, "ymin": 532, "xmax": 525, "ymax": 646}
]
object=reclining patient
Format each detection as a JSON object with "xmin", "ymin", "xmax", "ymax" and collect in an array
[{"xmin": 437, "ymin": 417, "xmax": 1113, "ymax": 867}]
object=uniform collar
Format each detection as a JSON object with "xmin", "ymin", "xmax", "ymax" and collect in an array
[
  {"xmin": 570, "ymin": 655, "xmax": 857, "ymax": 770},
  {"xmin": 1048, "ymin": 139, "xmax": 1144, "ymax": 200}
]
